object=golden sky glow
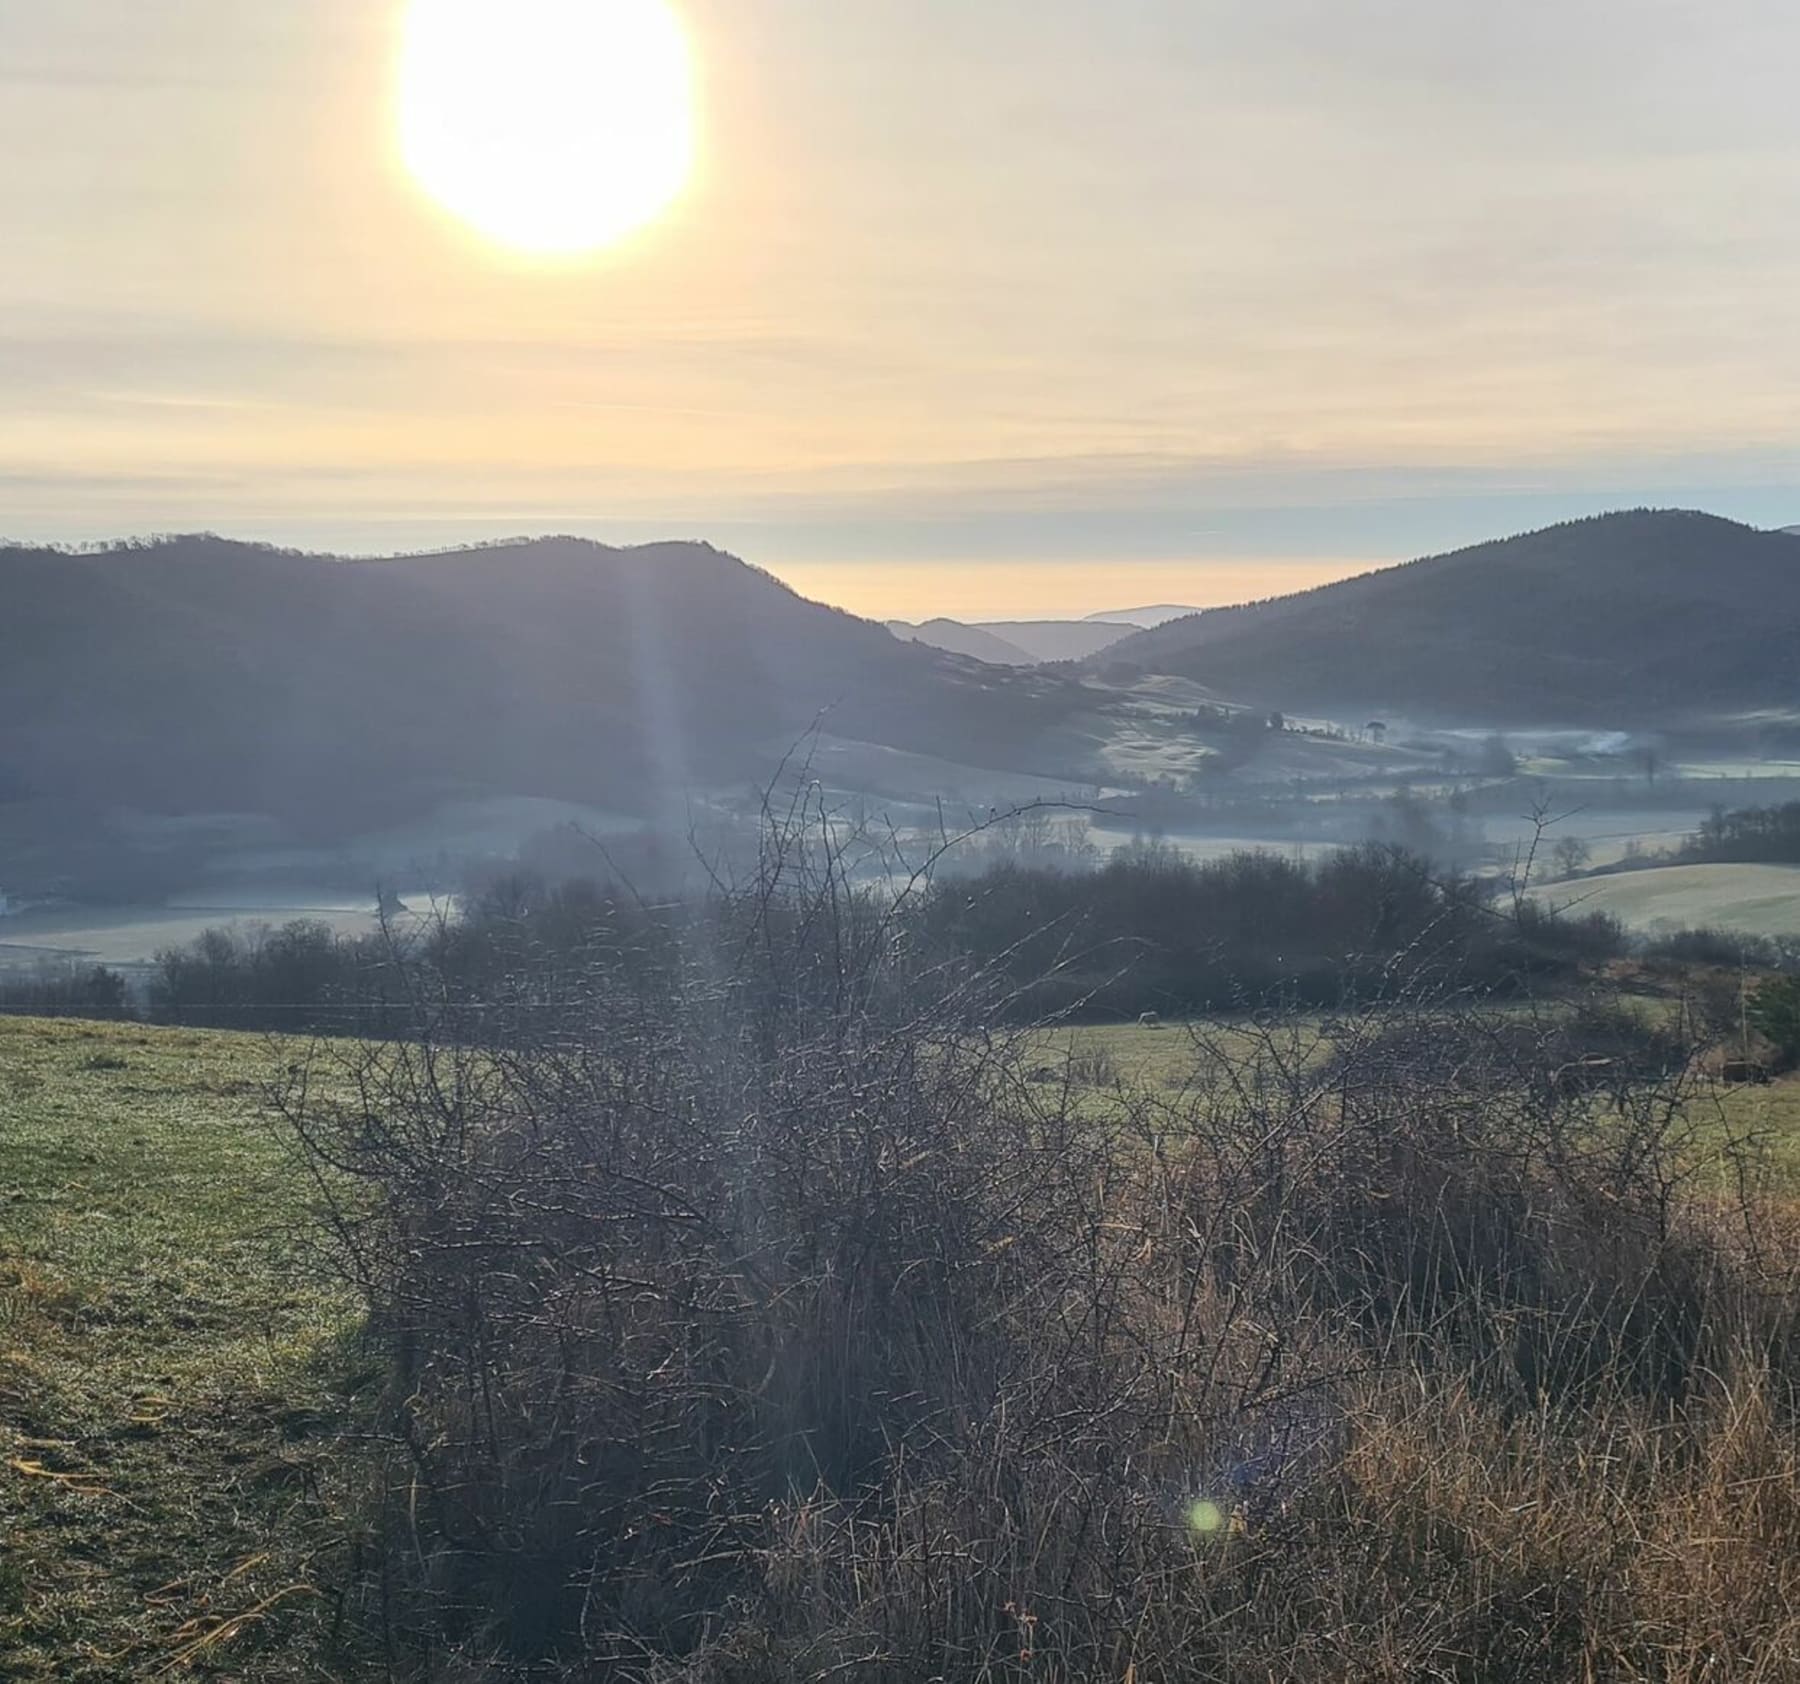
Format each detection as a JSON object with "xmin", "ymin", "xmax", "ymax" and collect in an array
[
  {"xmin": 776, "ymin": 557, "xmax": 1367, "ymax": 624},
  {"xmin": 2, "ymin": 1, "xmax": 1799, "ymax": 618}
]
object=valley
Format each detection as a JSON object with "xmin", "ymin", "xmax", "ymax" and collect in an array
[{"xmin": 6, "ymin": 507, "xmax": 1800, "ymax": 972}]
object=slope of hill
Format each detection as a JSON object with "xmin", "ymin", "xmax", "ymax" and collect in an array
[
  {"xmin": 892, "ymin": 617, "xmax": 1136, "ymax": 664},
  {"xmin": 888, "ymin": 618, "xmax": 1038, "ymax": 665},
  {"xmin": 990, "ymin": 620, "xmax": 1141, "ymax": 662},
  {"xmin": 0, "ymin": 536, "xmax": 1094, "ymax": 841},
  {"xmin": 1529, "ymin": 862, "xmax": 1800, "ymax": 939},
  {"xmin": 1099, "ymin": 512, "xmax": 1800, "ymax": 723},
  {"xmin": 1083, "ymin": 603, "xmax": 1201, "ymax": 628}
]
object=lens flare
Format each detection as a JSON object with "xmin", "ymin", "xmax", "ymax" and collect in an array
[
  {"xmin": 397, "ymin": 0, "xmax": 695, "ymax": 256},
  {"xmin": 1186, "ymin": 1498, "xmax": 1227, "ymax": 1536}
]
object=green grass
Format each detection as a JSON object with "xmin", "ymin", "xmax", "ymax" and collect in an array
[
  {"xmin": 1043, "ymin": 1014, "xmax": 1800, "ymax": 1190},
  {"xmin": 1697, "ymin": 1074, "xmax": 1800, "ymax": 1190},
  {"xmin": 1030, "ymin": 1014, "xmax": 1353, "ymax": 1101},
  {"xmin": 1028, "ymin": 1020, "xmax": 1223, "ymax": 1093},
  {"xmin": 0, "ymin": 1017, "xmax": 369, "ymax": 1681}
]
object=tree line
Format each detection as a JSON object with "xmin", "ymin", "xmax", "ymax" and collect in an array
[
  {"xmin": 2, "ymin": 841, "xmax": 1629, "ymax": 1033},
  {"xmin": 916, "ymin": 839, "xmax": 1622, "ymax": 1019},
  {"xmin": 1680, "ymin": 799, "xmax": 1800, "ymax": 865}
]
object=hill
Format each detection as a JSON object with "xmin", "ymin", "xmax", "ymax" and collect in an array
[
  {"xmin": 891, "ymin": 617, "xmax": 1136, "ymax": 665},
  {"xmin": 0, "ymin": 536, "xmax": 1094, "ymax": 841},
  {"xmin": 1530, "ymin": 862, "xmax": 1800, "ymax": 939},
  {"xmin": 888, "ymin": 618, "xmax": 1038, "ymax": 665},
  {"xmin": 1098, "ymin": 511, "xmax": 1800, "ymax": 722},
  {"xmin": 1082, "ymin": 603, "xmax": 1200, "ymax": 628},
  {"xmin": 987, "ymin": 619, "xmax": 1142, "ymax": 662}
]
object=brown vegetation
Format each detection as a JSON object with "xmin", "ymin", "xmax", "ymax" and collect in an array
[{"xmin": 264, "ymin": 810, "xmax": 1800, "ymax": 1682}]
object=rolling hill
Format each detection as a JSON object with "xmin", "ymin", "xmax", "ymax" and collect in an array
[
  {"xmin": 1098, "ymin": 511, "xmax": 1800, "ymax": 723},
  {"xmin": 891, "ymin": 617, "xmax": 1139, "ymax": 665},
  {"xmin": 0, "ymin": 536, "xmax": 1095, "ymax": 840},
  {"xmin": 1082, "ymin": 604, "xmax": 1201, "ymax": 629},
  {"xmin": 888, "ymin": 618, "xmax": 1039, "ymax": 665}
]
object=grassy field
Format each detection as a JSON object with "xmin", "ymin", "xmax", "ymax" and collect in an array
[
  {"xmin": 1038, "ymin": 1015, "xmax": 1800, "ymax": 1188},
  {"xmin": 0, "ymin": 902, "xmax": 411, "ymax": 974},
  {"xmin": 1711, "ymin": 1073, "xmax": 1800, "ymax": 1187},
  {"xmin": 6, "ymin": 1009, "xmax": 1800, "ymax": 1678},
  {"xmin": 0, "ymin": 1017, "xmax": 367, "ymax": 1682},
  {"xmin": 1530, "ymin": 861, "xmax": 1800, "ymax": 937}
]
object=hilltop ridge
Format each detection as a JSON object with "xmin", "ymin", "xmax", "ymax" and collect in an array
[
  {"xmin": 0, "ymin": 534, "xmax": 1092, "ymax": 836},
  {"xmin": 1097, "ymin": 510, "xmax": 1800, "ymax": 722}
]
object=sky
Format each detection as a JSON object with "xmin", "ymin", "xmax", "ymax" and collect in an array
[{"xmin": 3, "ymin": 0, "xmax": 1799, "ymax": 619}]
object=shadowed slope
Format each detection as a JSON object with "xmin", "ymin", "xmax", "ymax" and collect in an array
[
  {"xmin": 1100, "ymin": 511, "xmax": 1800, "ymax": 722},
  {"xmin": 0, "ymin": 536, "xmax": 1092, "ymax": 835}
]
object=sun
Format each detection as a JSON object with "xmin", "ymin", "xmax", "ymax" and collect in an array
[{"xmin": 397, "ymin": 0, "xmax": 695, "ymax": 257}]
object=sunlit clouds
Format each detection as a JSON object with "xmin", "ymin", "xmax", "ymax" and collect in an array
[{"xmin": 2, "ymin": 0, "xmax": 1799, "ymax": 613}]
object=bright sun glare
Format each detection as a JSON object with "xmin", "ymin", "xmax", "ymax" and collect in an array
[{"xmin": 398, "ymin": 0, "xmax": 694, "ymax": 256}]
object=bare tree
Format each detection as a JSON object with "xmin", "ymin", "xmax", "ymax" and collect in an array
[{"xmin": 1551, "ymin": 834, "xmax": 1592, "ymax": 879}]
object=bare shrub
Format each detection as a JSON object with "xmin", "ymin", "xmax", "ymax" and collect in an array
[
  {"xmin": 1064, "ymin": 1040, "xmax": 1118, "ymax": 1088},
  {"xmin": 274, "ymin": 813, "xmax": 1800, "ymax": 1681},
  {"xmin": 1167, "ymin": 995, "xmax": 1750, "ymax": 1407}
]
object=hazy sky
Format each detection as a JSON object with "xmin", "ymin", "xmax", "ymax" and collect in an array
[{"xmin": 4, "ymin": 0, "xmax": 1799, "ymax": 617}]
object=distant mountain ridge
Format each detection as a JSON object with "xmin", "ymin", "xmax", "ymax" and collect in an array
[
  {"xmin": 1097, "ymin": 511, "xmax": 1800, "ymax": 723},
  {"xmin": 1082, "ymin": 604, "xmax": 1201, "ymax": 628},
  {"xmin": 890, "ymin": 605, "xmax": 1204, "ymax": 667},
  {"xmin": 888, "ymin": 619, "xmax": 1040, "ymax": 665},
  {"xmin": 12, "ymin": 512, "xmax": 1792, "ymax": 869},
  {"xmin": 0, "ymin": 535, "xmax": 1093, "ymax": 837},
  {"xmin": 891, "ymin": 617, "xmax": 1138, "ymax": 664}
]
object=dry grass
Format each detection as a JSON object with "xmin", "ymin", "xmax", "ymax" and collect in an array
[
  {"xmin": 10, "ymin": 944, "xmax": 1800, "ymax": 1681},
  {"xmin": 264, "ymin": 811, "xmax": 1800, "ymax": 1684}
]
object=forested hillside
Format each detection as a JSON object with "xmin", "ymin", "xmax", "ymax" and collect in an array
[
  {"xmin": 1101, "ymin": 511, "xmax": 1800, "ymax": 721},
  {"xmin": 0, "ymin": 536, "xmax": 1092, "ymax": 835}
]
